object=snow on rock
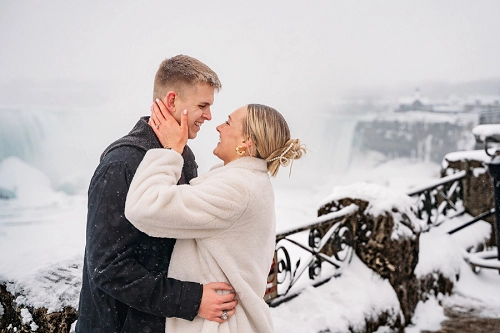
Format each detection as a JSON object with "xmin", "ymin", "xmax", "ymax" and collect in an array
[
  {"xmin": 473, "ymin": 124, "xmax": 500, "ymax": 142},
  {"xmin": 405, "ymin": 297, "xmax": 447, "ymax": 333},
  {"xmin": 415, "ymin": 228, "xmax": 462, "ymax": 280},
  {"xmin": 320, "ymin": 182, "xmax": 425, "ymax": 239},
  {"xmin": 5, "ymin": 257, "xmax": 83, "ymax": 313},
  {"xmin": 270, "ymin": 254, "xmax": 402, "ymax": 333},
  {"xmin": 20, "ymin": 308, "xmax": 39, "ymax": 331},
  {"xmin": 442, "ymin": 149, "xmax": 492, "ymax": 167}
]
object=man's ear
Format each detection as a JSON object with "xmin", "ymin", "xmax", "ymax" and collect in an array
[{"xmin": 164, "ymin": 91, "xmax": 177, "ymax": 112}]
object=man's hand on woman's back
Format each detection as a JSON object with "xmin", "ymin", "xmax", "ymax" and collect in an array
[{"xmin": 198, "ymin": 282, "xmax": 238, "ymax": 323}]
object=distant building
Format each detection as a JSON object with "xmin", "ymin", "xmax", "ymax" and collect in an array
[
  {"xmin": 463, "ymin": 96, "xmax": 500, "ymax": 113},
  {"xmin": 396, "ymin": 88, "xmax": 432, "ymax": 112},
  {"xmin": 479, "ymin": 109, "xmax": 500, "ymax": 124},
  {"xmin": 395, "ymin": 89, "xmax": 500, "ymax": 116}
]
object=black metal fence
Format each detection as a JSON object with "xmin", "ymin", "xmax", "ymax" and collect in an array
[
  {"xmin": 265, "ymin": 169, "xmax": 482, "ymax": 305},
  {"xmin": 406, "ymin": 170, "xmax": 466, "ymax": 229},
  {"xmin": 265, "ymin": 205, "xmax": 358, "ymax": 306}
]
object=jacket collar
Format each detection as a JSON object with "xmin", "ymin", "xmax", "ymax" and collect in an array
[{"xmin": 191, "ymin": 157, "xmax": 268, "ymax": 184}]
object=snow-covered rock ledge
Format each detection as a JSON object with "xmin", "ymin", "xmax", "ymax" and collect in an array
[
  {"xmin": 299, "ymin": 182, "xmax": 490, "ymax": 333},
  {"xmin": 0, "ymin": 157, "xmax": 86, "ymax": 333},
  {"xmin": 318, "ymin": 182, "xmax": 424, "ymax": 331},
  {"xmin": 0, "ymin": 258, "xmax": 81, "ymax": 333}
]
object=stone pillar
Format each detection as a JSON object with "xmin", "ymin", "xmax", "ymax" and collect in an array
[
  {"xmin": 318, "ymin": 195, "xmax": 420, "ymax": 326},
  {"xmin": 442, "ymin": 151, "xmax": 495, "ymax": 246}
]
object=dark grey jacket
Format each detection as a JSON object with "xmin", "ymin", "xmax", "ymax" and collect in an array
[{"xmin": 76, "ymin": 117, "xmax": 202, "ymax": 333}]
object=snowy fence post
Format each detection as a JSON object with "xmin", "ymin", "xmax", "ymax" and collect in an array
[
  {"xmin": 476, "ymin": 124, "xmax": 500, "ymax": 266},
  {"xmin": 442, "ymin": 149, "xmax": 496, "ymax": 246},
  {"xmin": 487, "ymin": 161, "xmax": 500, "ymax": 269}
]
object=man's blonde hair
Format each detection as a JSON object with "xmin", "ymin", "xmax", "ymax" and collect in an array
[
  {"xmin": 153, "ymin": 55, "xmax": 221, "ymax": 100},
  {"xmin": 244, "ymin": 104, "xmax": 305, "ymax": 177}
]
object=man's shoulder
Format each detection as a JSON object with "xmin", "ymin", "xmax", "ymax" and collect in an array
[{"xmin": 98, "ymin": 145, "xmax": 146, "ymax": 172}]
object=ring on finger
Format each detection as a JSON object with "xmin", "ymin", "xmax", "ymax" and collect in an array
[{"xmin": 221, "ymin": 310, "xmax": 228, "ymax": 320}]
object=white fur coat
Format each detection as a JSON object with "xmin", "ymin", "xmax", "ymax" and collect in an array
[{"xmin": 125, "ymin": 149, "xmax": 276, "ymax": 333}]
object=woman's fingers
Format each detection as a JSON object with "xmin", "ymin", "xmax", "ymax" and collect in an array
[
  {"xmin": 150, "ymin": 103, "xmax": 161, "ymax": 128},
  {"xmin": 180, "ymin": 109, "xmax": 188, "ymax": 133},
  {"xmin": 155, "ymin": 98, "xmax": 167, "ymax": 121},
  {"xmin": 155, "ymin": 98, "xmax": 176, "ymax": 122}
]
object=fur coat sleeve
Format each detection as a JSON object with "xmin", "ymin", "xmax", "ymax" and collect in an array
[{"xmin": 125, "ymin": 149, "xmax": 251, "ymax": 238}]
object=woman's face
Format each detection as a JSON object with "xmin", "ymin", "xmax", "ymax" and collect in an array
[{"xmin": 213, "ymin": 106, "xmax": 248, "ymax": 165}]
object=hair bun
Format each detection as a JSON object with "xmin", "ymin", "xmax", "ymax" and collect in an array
[{"xmin": 266, "ymin": 139, "xmax": 306, "ymax": 172}]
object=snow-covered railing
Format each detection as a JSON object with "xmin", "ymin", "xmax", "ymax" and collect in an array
[
  {"xmin": 264, "ymin": 162, "xmax": 494, "ymax": 306},
  {"xmin": 406, "ymin": 170, "xmax": 467, "ymax": 228},
  {"xmin": 264, "ymin": 205, "xmax": 358, "ymax": 306}
]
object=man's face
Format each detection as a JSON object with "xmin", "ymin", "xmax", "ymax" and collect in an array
[{"xmin": 172, "ymin": 83, "xmax": 215, "ymax": 139}]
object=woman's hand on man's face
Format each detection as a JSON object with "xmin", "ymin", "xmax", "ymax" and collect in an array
[{"xmin": 149, "ymin": 98, "xmax": 188, "ymax": 154}]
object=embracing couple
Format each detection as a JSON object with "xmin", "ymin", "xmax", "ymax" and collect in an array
[{"xmin": 76, "ymin": 55, "xmax": 305, "ymax": 333}]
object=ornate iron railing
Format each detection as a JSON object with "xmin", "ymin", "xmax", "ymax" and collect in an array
[
  {"xmin": 405, "ymin": 170, "xmax": 467, "ymax": 229},
  {"xmin": 265, "ymin": 204, "xmax": 358, "ymax": 306},
  {"xmin": 264, "ymin": 169, "xmax": 482, "ymax": 305}
]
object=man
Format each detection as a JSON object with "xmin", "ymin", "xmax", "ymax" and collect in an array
[{"xmin": 76, "ymin": 55, "xmax": 237, "ymax": 333}]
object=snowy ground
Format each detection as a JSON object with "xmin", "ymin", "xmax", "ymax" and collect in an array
[{"xmin": 1, "ymin": 155, "xmax": 500, "ymax": 332}]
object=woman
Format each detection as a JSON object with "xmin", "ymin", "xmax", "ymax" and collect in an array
[{"xmin": 125, "ymin": 101, "xmax": 305, "ymax": 332}]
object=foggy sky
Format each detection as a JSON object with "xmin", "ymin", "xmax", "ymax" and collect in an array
[
  {"xmin": 2, "ymin": 0, "xmax": 500, "ymax": 178},
  {"xmin": 2, "ymin": 1, "xmax": 500, "ymax": 103}
]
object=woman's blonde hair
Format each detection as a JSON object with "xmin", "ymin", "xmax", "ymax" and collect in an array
[{"xmin": 244, "ymin": 104, "xmax": 305, "ymax": 177}]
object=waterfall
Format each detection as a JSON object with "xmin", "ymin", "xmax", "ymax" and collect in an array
[
  {"xmin": 0, "ymin": 107, "xmax": 52, "ymax": 164},
  {"xmin": 0, "ymin": 106, "xmax": 134, "ymax": 194}
]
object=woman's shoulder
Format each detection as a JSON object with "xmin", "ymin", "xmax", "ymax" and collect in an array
[
  {"xmin": 226, "ymin": 157, "xmax": 267, "ymax": 173},
  {"xmin": 193, "ymin": 158, "xmax": 269, "ymax": 188}
]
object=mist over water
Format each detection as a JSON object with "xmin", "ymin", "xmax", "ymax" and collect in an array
[
  {"xmin": 0, "ymin": 103, "xmax": 362, "ymax": 193},
  {"xmin": 0, "ymin": 99, "xmax": 477, "ymax": 198}
]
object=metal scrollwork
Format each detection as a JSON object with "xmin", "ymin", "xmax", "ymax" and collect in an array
[
  {"xmin": 266, "ymin": 209, "xmax": 357, "ymax": 306},
  {"xmin": 276, "ymin": 245, "xmax": 292, "ymax": 291},
  {"xmin": 407, "ymin": 171, "xmax": 466, "ymax": 228},
  {"xmin": 309, "ymin": 228, "xmax": 322, "ymax": 250},
  {"xmin": 329, "ymin": 223, "xmax": 353, "ymax": 264},
  {"xmin": 308, "ymin": 255, "xmax": 321, "ymax": 279}
]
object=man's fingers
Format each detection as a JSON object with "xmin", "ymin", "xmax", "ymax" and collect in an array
[
  {"xmin": 199, "ymin": 282, "xmax": 238, "ymax": 323},
  {"xmin": 207, "ymin": 282, "xmax": 234, "ymax": 291},
  {"xmin": 226, "ymin": 307, "xmax": 236, "ymax": 319},
  {"xmin": 223, "ymin": 299, "xmax": 238, "ymax": 309},
  {"xmin": 219, "ymin": 292, "xmax": 237, "ymax": 304}
]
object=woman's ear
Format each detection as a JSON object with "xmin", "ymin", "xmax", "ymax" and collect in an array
[
  {"xmin": 241, "ymin": 137, "xmax": 252, "ymax": 147},
  {"xmin": 242, "ymin": 138, "xmax": 256, "ymax": 156}
]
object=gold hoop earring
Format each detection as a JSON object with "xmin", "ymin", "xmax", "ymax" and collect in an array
[{"xmin": 235, "ymin": 146, "xmax": 246, "ymax": 156}]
